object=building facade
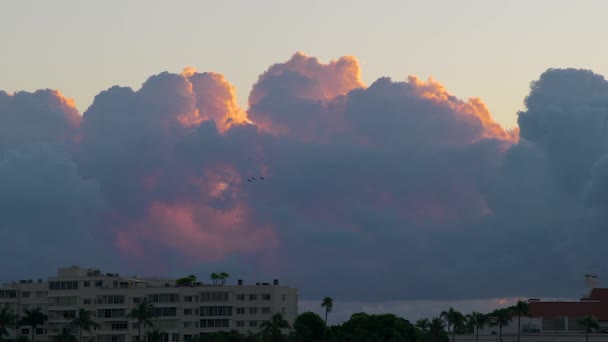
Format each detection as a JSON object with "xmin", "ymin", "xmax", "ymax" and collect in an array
[{"xmin": 0, "ymin": 266, "xmax": 298, "ymax": 342}]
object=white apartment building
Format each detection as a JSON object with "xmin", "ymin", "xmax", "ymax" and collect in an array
[{"xmin": 0, "ymin": 266, "xmax": 298, "ymax": 342}]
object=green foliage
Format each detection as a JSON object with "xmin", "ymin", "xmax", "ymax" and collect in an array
[
  {"xmin": 335, "ymin": 312, "xmax": 418, "ymax": 342},
  {"xmin": 15, "ymin": 336, "xmax": 31, "ymax": 342},
  {"xmin": 176, "ymin": 274, "xmax": 197, "ymax": 286},
  {"xmin": 70, "ymin": 308, "xmax": 100, "ymax": 341},
  {"xmin": 0, "ymin": 306, "xmax": 17, "ymax": 340},
  {"xmin": 219, "ymin": 272, "xmax": 230, "ymax": 285},
  {"xmin": 19, "ymin": 308, "xmax": 47, "ymax": 342},
  {"xmin": 260, "ymin": 313, "xmax": 290, "ymax": 341},
  {"xmin": 128, "ymin": 299, "xmax": 155, "ymax": 342},
  {"xmin": 294, "ymin": 312, "xmax": 325, "ymax": 340},
  {"xmin": 146, "ymin": 328, "xmax": 167, "ymax": 342},
  {"xmin": 56, "ymin": 326, "xmax": 78, "ymax": 342},
  {"xmin": 578, "ymin": 315, "xmax": 599, "ymax": 333}
]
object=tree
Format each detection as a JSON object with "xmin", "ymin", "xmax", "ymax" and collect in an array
[
  {"xmin": 0, "ymin": 306, "xmax": 17, "ymax": 342},
  {"xmin": 416, "ymin": 318, "xmax": 430, "ymax": 335},
  {"xmin": 146, "ymin": 328, "xmax": 166, "ymax": 342},
  {"xmin": 210, "ymin": 273, "xmax": 220, "ymax": 285},
  {"xmin": 219, "ymin": 272, "xmax": 230, "ymax": 286},
  {"xmin": 578, "ymin": 316, "xmax": 599, "ymax": 342},
  {"xmin": 19, "ymin": 308, "xmax": 46, "ymax": 342},
  {"xmin": 490, "ymin": 308, "xmax": 512, "ymax": 342},
  {"xmin": 321, "ymin": 297, "xmax": 333, "ymax": 342},
  {"xmin": 511, "ymin": 300, "xmax": 529, "ymax": 342},
  {"xmin": 440, "ymin": 308, "xmax": 464, "ymax": 342},
  {"xmin": 338, "ymin": 313, "xmax": 418, "ymax": 341},
  {"xmin": 128, "ymin": 299, "xmax": 155, "ymax": 342},
  {"xmin": 428, "ymin": 317, "xmax": 448, "ymax": 342},
  {"xmin": 56, "ymin": 326, "xmax": 78, "ymax": 342},
  {"xmin": 260, "ymin": 313, "xmax": 290, "ymax": 341},
  {"xmin": 466, "ymin": 312, "xmax": 488, "ymax": 342},
  {"xmin": 176, "ymin": 274, "xmax": 196, "ymax": 286},
  {"xmin": 293, "ymin": 312, "xmax": 325, "ymax": 340},
  {"xmin": 70, "ymin": 308, "xmax": 99, "ymax": 342}
]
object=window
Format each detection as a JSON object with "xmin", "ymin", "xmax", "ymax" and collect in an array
[
  {"xmin": 48, "ymin": 296, "xmax": 78, "ymax": 306},
  {"xmin": 184, "ymin": 296, "xmax": 193, "ymax": 302},
  {"xmin": 282, "ymin": 294, "xmax": 286, "ymax": 301},
  {"xmin": 111, "ymin": 323, "xmax": 128, "ymax": 331},
  {"xmin": 21, "ymin": 329, "xmax": 29, "ymax": 335},
  {"xmin": 236, "ymin": 294, "xmax": 245, "ymax": 300},
  {"xmin": 249, "ymin": 321, "xmax": 257, "ymax": 327},
  {"xmin": 200, "ymin": 319, "xmax": 229, "ymax": 328},
  {"xmin": 236, "ymin": 321, "xmax": 245, "ymax": 327},
  {"xmin": 262, "ymin": 307, "xmax": 271, "ymax": 314},
  {"xmin": 282, "ymin": 307, "xmax": 285, "ymax": 315},
  {"xmin": 49, "ymin": 281, "xmax": 78, "ymax": 290},
  {"xmin": 248, "ymin": 308, "xmax": 257, "ymax": 314},
  {"xmin": 84, "ymin": 281, "xmax": 90, "ymax": 287},
  {"xmin": 97, "ymin": 295, "xmax": 125, "ymax": 304},
  {"xmin": 154, "ymin": 307, "xmax": 177, "ymax": 317},
  {"xmin": 96, "ymin": 309, "xmax": 126, "ymax": 318},
  {"xmin": 183, "ymin": 335, "xmax": 192, "ymax": 341},
  {"xmin": 148, "ymin": 294, "xmax": 178, "ymax": 303},
  {"xmin": 184, "ymin": 309, "xmax": 192, "ymax": 315},
  {"xmin": 0, "ymin": 290, "xmax": 16, "ymax": 298},
  {"xmin": 95, "ymin": 281, "xmax": 102, "ymax": 287},
  {"xmin": 36, "ymin": 328, "xmax": 44, "ymax": 335},
  {"xmin": 262, "ymin": 294, "xmax": 271, "ymax": 300},
  {"xmin": 183, "ymin": 322, "xmax": 192, "ymax": 328},
  {"xmin": 249, "ymin": 294, "xmax": 257, "ymax": 300},
  {"xmin": 171, "ymin": 334, "xmax": 179, "ymax": 342},
  {"xmin": 22, "ymin": 292, "xmax": 30, "ymax": 298},
  {"xmin": 36, "ymin": 291, "xmax": 46, "ymax": 297},
  {"xmin": 133, "ymin": 298, "xmax": 141, "ymax": 304},
  {"xmin": 236, "ymin": 308, "xmax": 245, "ymax": 314},
  {"xmin": 200, "ymin": 292, "xmax": 229, "ymax": 302},
  {"xmin": 200, "ymin": 306, "xmax": 232, "ymax": 317},
  {"xmin": 83, "ymin": 299, "xmax": 91, "ymax": 305},
  {"xmin": 154, "ymin": 320, "xmax": 177, "ymax": 330}
]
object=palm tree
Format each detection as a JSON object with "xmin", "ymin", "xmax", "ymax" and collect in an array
[
  {"xmin": 219, "ymin": 272, "xmax": 230, "ymax": 285},
  {"xmin": 127, "ymin": 299, "xmax": 155, "ymax": 342},
  {"xmin": 511, "ymin": 300, "xmax": 529, "ymax": 342},
  {"xmin": 69, "ymin": 308, "xmax": 99, "ymax": 342},
  {"xmin": 19, "ymin": 308, "xmax": 46, "ymax": 342},
  {"xmin": 416, "ymin": 318, "xmax": 430, "ymax": 334},
  {"xmin": 321, "ymin": 297, "xmax": 333, "ymax": 342},
  {"xmin": 578, "ymin": 316, "xmax": 599, "ymax": 342},
  {"xmin": 467, "ymin": 312, "xmax": 488, "ymax": 342},
  {"xmin": 260, "ymin": 313, "xmax": 290, "ymax": 342},
  {"xmin": 429, "ymin": 317, "xmax": 446, "ymax": 342},
  {"xmin": 0, "ymin": 306, "xmax": 17, "ymax": 342},
  {"xmin": 56, "ymin": 326, "xmax": 77, "ymax": 342},
  {"xmin": 440, "ymin": 307, "xmax": 464, "ymax": 342},
  {"xmin": 490, "ymin": 308, "xmax": 512, "ymax": 342},
  {"xmin": 210, "ymin": 273, "xmax": 220, "ymax": 285}
]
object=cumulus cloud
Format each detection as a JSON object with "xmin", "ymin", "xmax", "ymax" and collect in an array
[{"xmin": 2, "ymin": 54, "xmax": 608, "ymax": 312}]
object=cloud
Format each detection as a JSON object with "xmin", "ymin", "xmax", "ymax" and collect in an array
[
  {"xmin": 0, "ymin": 89, "xmax": 80, "ymax": 150},
  {"xmin": 2, "ymin": 54, "xmax": 608, "ymax": 313}
]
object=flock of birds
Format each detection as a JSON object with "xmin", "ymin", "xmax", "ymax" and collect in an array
[{"xmin": 247, "ymin": 176, "xmax": 264, "ymax": 182}]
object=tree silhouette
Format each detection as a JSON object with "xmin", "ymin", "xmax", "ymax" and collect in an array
[{"xmin": 321, "ymin": 297, "xmax": 333, "ymax": 342}]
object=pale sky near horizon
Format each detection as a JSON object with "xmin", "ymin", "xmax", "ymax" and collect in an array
[{"xmin": 2, "ymin": 0, "xmax": 607, "ymax": 129}]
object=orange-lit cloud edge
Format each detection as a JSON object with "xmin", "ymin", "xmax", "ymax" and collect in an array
[{"xmin": 27, "ymin": 52, "xmax": 519, "ymax": 269}]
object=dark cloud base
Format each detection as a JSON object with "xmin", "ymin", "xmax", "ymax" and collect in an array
[{"xmin": 1, "ymin": 55, "xmax": 607, "ymax": 303}]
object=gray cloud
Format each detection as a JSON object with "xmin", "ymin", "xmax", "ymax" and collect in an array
[{"xmin": 1, "ymin": 55, "xmax": 608, "ymax": 310}]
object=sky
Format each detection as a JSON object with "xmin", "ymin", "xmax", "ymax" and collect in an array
[{"xmin": 2, "ymin": 0, "xmax": 608, "ymax": 324}]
